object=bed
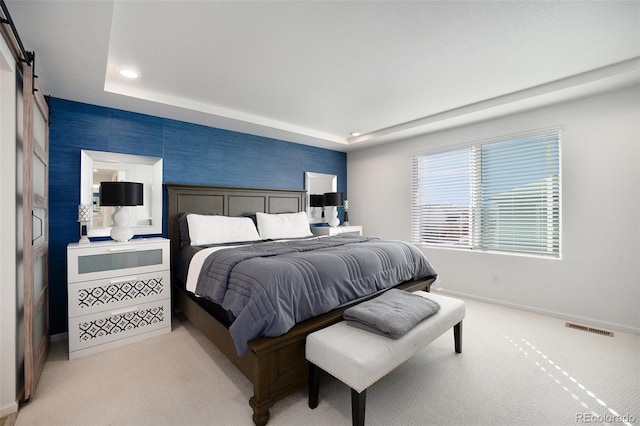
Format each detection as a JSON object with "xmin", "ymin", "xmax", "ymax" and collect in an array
[{"xmin": 166, "ymin": 183, "xmax": 437, "ymax": 425}]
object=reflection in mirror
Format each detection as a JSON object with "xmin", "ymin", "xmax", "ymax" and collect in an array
[
  {"xmin": 305, "ymin": 172, "xmax": 337, "ymax": 224},
  {"xmin": 81, "ymin": 150, "xmax": 163, "ymax": 238}
]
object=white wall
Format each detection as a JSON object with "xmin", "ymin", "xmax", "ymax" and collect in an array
[
  {"xmin": 0, "ymin": 35, "xmax": 18, "ymax": 416},
  {"xmin": 348, "ymin": 86, "xmax": 640, "ymax": 333}
]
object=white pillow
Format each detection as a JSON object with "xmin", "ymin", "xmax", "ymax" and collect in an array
[
  {"xmin": 187, "ymin": 214, "xmax": 260, "ymax": 246},
  {"xmin": 256, "ymin": 211, "xmax": 312, "ymax": 240}
]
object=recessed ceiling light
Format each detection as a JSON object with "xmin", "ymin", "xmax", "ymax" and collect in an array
[
  {"xmin": 350, "ymin": 132, "xmax": 361, "ymax": 137},
  {"xmin": 119, "ymin": 69, "xmax": 140, "ymax": 79}
]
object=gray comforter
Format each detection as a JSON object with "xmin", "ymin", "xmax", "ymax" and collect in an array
[{"xmin": 194, "ymin": 235, "xmax": 437, "ymax": 355}]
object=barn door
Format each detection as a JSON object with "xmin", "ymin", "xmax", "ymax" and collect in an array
[{"xmin": 21, "ymin": 56, "xmax": 50, "ymax": 400}]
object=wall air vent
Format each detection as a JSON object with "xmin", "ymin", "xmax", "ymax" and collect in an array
[{"xmin": 565, "ymin": 322, "xmax": 614, "ymax": 337}]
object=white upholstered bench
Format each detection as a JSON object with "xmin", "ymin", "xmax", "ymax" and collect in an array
[{"xmin": 305, "ymin": 291, "xmax": 465, "ymax": 426}]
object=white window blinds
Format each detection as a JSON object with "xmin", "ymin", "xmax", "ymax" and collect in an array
[
  {"xmin": 411, "ymin": 147, "xmax": 474, "ymax": 247},
  {"xmin": 411, "ymin": 129, "xmax": 561, "ymax": 257}
]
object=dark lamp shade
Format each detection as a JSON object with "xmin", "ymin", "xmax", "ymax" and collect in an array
[
  {"xmin": 99, "ymin": 182, "xmax": 144, "ymax": 207},
  {"xmin": 310, "ymin": 194, "xmax": 324, "ymax": 207},
  {"xmin": 323, "ymin": 192, "xmax": 344, "ymax": 207}
]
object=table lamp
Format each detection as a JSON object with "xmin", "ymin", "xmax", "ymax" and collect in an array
[
  {"xmin": 99, "ymin": 181, "xmax": 143, "ymax": 242},
  {"xmin": 323, "ymin": 192, "xmax": 344, "ymax": 227},
  {"xmin": 77, "ymin": 204, "xmax": 91, "ymax": 244}
]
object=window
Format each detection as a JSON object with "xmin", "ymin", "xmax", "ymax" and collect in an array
[{"xmin": 411, "ymin": 129, "xmax": 560, "ymax": 257}]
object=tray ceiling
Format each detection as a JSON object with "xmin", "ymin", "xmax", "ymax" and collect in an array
[{"xmin": 5, "ymin": 1, "xmax": 639, "ymax": 151}]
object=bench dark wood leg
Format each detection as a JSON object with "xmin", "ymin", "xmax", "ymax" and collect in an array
[
  {"xmin": 454, "ymin": 320, "xmax": 462, "ymax": 353},
  {"xmin": 351, "ymin": 388, "xmax": 366, "ymax": 426},
  {"xmin": 308, "ymin": 362, "xmax": 320, "ymax": 409}
]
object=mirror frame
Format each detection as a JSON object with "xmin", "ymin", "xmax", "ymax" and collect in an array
[
  {"xmin": 305, "ymin": 171, "xmax": 337, "ymax": 224},
  {"xmin": 81, "ymin": 150, "xmax": 163, "ymax": 238}
]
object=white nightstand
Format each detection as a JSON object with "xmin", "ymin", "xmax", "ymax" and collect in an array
[
  {"xmin": 66, "ymin": 237, "xmax": 171, "ymax": 359},
  {"xmin": 311, "ymin": 225, "xmax": 363, "ymax": 236}
]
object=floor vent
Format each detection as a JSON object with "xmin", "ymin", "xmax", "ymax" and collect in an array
[{"xmin": 565, "ymin": 322, "xmax": 614, "ymax": 337}]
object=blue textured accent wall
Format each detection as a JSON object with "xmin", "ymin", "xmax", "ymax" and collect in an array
[{"xmin": 49, "ymin": 97, "xmax": 347, "ymax": 334}]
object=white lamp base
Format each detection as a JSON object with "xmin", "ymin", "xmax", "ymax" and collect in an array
[
  {"xmin": 310, "ymin": 207, "xmax": 323, "ymax": 220},
  {"xmin": 110, "ymin": 206, "xmax": 134, "ymax": 242},
  {"xmin": 327, "ymin": 206, "xmax": 340, "ymax": 227}
]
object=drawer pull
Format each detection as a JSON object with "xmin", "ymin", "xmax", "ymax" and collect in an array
[
  {"xmin": 110, "ymin": 306, "xmax": 139, "ymax": 316},
  {"xmin": 108, "ymin": 246, "xmax": 138, "ymax": 252},
  {"xmin": 109, "ymin": 276, "xmax": 139, "ymax": 284}
]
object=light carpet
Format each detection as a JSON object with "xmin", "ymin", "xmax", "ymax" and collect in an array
[{"xmin": 14, "ymin": 294, "xmax": 639, "ymax": 426}]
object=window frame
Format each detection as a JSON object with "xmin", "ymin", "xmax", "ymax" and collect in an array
[{"xmin": 410, "ymin": 127, "xmax": 561, "ymax": 258}]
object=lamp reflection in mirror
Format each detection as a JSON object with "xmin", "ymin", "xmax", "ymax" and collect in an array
[
  {"xmin": 323, "ymin": 192, "xmax": 344, "ymax": 227},
  {"xmin": 99, "ymin": 182, "xmax": 144, "ymax": 242},
  {"xmin": 77, "ymin": 204, "xmax": 91, "ymax": 244},
  {"xmin": 309, "ymin": 194, "xmax": 324, "ymax": 220}
]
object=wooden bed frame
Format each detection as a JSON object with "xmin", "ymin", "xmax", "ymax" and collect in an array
[{"xmin": 165, "ymin": 183, "xmax": 435, "ymax": 425}]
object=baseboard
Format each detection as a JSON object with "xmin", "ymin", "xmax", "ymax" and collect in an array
[
  {"xmin": 0, "ymin": 401, "xmax": 18, "ymax": 419},
  {"xmin": 434, "ymin": 288, "xmax": 640, "ymax": 336}
]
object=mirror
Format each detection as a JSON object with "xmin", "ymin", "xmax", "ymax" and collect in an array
[
  {"xmin": 305, "ymin": 172, "xmax": 337, "ymax": 224},
  {"xmin": 81, "ymin": 150, "xmax": 163, "ymax": 238}
]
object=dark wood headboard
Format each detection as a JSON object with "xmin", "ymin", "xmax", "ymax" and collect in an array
[{"xmin": 165, "ymin": 183, "xmax": 306, "ymax": 264}]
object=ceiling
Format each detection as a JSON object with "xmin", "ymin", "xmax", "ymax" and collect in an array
[{"xmin": 4, "ymin": 1, "xmax": 639, "ymax": 152}]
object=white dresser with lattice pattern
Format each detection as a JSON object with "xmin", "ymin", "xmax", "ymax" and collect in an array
[{"xmin": 67, "ymin": 238, "xmax": 171, "ymax": 359}]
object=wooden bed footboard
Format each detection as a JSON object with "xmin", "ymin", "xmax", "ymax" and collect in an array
[{"xmin": 173, "ymin": 278, "xmax": 434, "ymax": 426}]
